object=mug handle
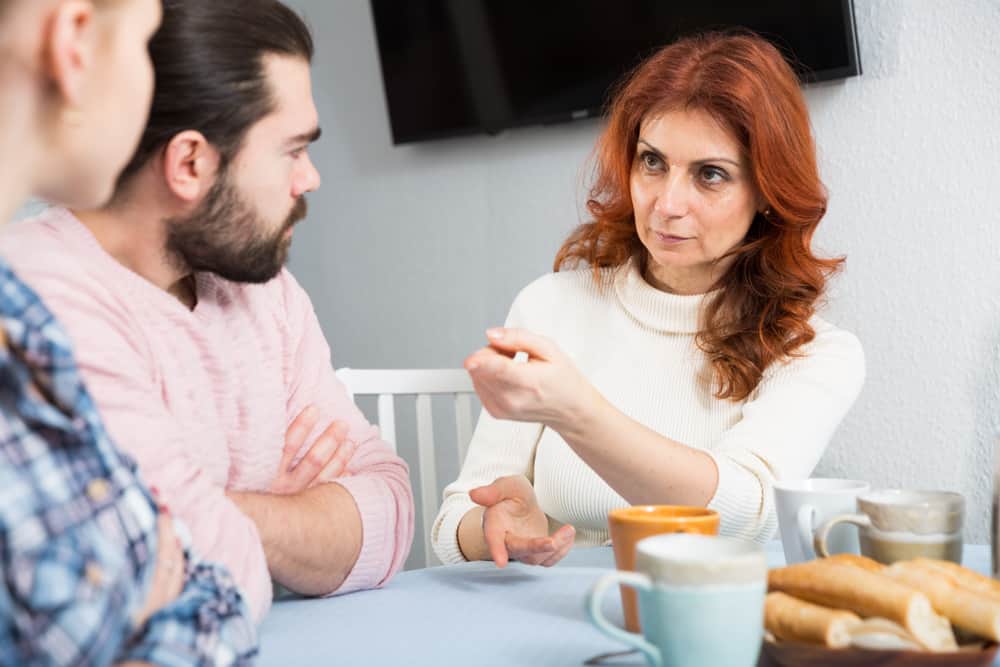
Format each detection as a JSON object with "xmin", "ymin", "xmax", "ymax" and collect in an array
[
  {"xmin": 814, "ymin": 513, "xmax": 871, "ymax": 558},
  {"xmin": 796, "ymin": 504, "xmax": 817, "ymax": 560},
  {"xmin": 586, "ymin": 571, "xmax": 662, "ymax": 667}
]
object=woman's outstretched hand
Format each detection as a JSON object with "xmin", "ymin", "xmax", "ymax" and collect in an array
[{"xmin": 470, "ymin": 475, "xmax": 575, "ymax": 568}]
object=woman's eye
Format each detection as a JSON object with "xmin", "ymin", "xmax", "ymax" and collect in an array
[
  {"xmin": 700, "ymin": 166, "xmax": 728, "ymax": 184},
  {"xmin": 641, "ymin": 152, "xmax": 662, "ymax": 170}
]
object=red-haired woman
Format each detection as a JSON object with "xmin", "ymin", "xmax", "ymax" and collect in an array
[{"xmin": 432, "ymin": 31, "xmax": 865, "ymax": 568}]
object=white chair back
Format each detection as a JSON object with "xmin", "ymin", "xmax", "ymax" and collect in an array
[{"xmin": 335, "ymin": 368, "xmax": 475, "ymax": 567}]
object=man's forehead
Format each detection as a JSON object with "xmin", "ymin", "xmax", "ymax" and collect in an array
[{"xmin": 259, "ymin": 53, "xmax": 319, "ymax": 133}]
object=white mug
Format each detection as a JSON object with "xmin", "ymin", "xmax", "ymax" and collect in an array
[{"xmin": 773, "ymin": 478, "xmax": 870, "ymax": 564}]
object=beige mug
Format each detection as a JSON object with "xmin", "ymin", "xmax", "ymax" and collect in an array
[{"xmin": 814, "ymin": 489, "xmax": 964, "ymax": 564}]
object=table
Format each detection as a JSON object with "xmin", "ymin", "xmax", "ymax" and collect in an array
[{"xmin": 258, "ymin": 544, "xmax": 994, "ymax": 666}]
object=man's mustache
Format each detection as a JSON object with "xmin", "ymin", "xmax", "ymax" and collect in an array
[{"xmin": 286, "ymin": 197, "xmax": 308, "ymax": 230}]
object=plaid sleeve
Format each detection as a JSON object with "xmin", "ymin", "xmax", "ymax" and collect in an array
[
  {"xmin": 1, "ymin": 262, "xmax": 259, "ymax": 667},
  {"xmin": 0, "ymin": 484, "xmax": 142, "ymax": 667},
  {"xmin": 121, "ymin": 559, "xmax": 257, "ymax": 667}
]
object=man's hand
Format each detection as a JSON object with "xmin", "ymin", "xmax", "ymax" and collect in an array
[{"xmin": 270, "ymin": 406, "xmax": 356, "ymax": 495}]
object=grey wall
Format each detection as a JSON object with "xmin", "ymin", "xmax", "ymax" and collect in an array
[
  {"xmin": 284, "ymin": 0, "xmax": 604, "ymax": 566},
  {"xmin": 284, "ymin": 0, "xmax": 1000, "ymax": 557},
  {"xmin": 282, "ymin": 0, "xmax": 600, "ymax": 371}
]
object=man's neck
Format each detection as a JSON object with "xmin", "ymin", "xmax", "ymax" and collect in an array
[{"xmin": 72, "ymin": 196, "xmax": 196, "ymax": 308}]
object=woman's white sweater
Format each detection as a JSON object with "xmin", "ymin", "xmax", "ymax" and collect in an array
[{"xmin": 432, "ymin": 258, "xmax": 865, "ymax": 564}]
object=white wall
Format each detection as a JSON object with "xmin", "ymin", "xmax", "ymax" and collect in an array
[{"xmin": 286, "ymin": 0, "xmax": 1000, "ymax": 552}]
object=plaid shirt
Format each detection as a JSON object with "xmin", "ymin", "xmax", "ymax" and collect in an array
[{"xmin": 0, "ymin": 258, "xmax": 258, "ymax": 666}]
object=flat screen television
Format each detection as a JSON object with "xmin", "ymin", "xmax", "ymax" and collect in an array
[{"xmin": 370, "ymin": 1, "xmax": 861, "ymax": 145}]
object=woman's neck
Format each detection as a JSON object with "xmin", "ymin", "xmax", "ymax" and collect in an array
[
  {"xmin": 642, "ymin": 255, "xmax": 730, "ymax": 296},
  {"xmin": 0, "ymin": 114, "xmax": 37, "ymax": 225},
  {"xmin": 0, "ymin": 72, "xmax": 43, "ymax": 225}
]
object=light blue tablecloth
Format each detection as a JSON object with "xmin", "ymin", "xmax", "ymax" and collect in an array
[{"xmin": 258, "ymin": 543, "xmax": 994, "ymax": 667}]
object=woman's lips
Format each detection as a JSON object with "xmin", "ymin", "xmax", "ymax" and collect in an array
[{"xmin": 654, "ymin": 231, "xmax": 691, "ymax": 245}]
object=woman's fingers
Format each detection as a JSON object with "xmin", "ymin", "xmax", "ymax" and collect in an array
[
  {"xmin": 158, "ymin": 515, "xmax": 185, "ymax": 599},
  {"xmin": 465, "ymin": 348, "xmax": 516, "ymax": 379},
  {"xmin": 471, "ymin": 475, "xmax": 533, "ymax": 509},
  {"xmin": 539, "ymin": 526, "xmax": 576, "ymax": 567},
  {"xmin": 485, "ymin": 526, "xmax": 576, "ymax": 568},
  {"xmin": 483, "ymin": 516, "xmax": 511, "ymax": 568},
  {"xmin": 538, "ymin": 541, "xmax": 572, "ymax": 567},
  {"xmin": 485, "ymin": 327, "xmax": 557, "ymax": 361},
  {"xmin": 135, "ymin": 515, "xmax": 186, "ymax": 627},
  {"xmin": 473, "ymin": 476, "xmax": 550, "ymax": 568},
  {"xmin": 507, "ymin": 525, "xmax": 576, "ymax": 566},
  {"xmin": 505, "ymin": 533, "xmax": 555, "ymax": 562},
  {"xmin": 485, "ymin": 509, "xmax": 545, "ymax": 568},
  {"xmin": 468, "ymin": 479, "xmax": 502, "ymax": 508},
  {"xmin": 468, "ymin": 357, "xmax": 533, "ymax": 421}
]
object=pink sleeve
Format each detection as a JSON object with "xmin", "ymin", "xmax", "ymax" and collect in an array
[
  {"xmin": 20, "ymin": 264, "xmax": 273, "ymax": 622},
  {"xmin": 280, "ymin": 271, "xmax": 414, "ymax": 593}
]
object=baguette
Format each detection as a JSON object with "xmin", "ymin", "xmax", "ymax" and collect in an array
[
  {"xmin": 909, "ymin": 558, "xmax": 1000, "ymax": 602},
  {"xmin": 768, "ymin": 561, "xmax": 957, "ymax": 651},
  {"xmin": 885, "ymin": 560, "xmax": 1000, "ymax": 642},
  {"xmin": 822, "ymin": 553, "xmax": 885, "ymax": 573},
  {"xmin": 849, "ymin": 618, "xmax": 923, "ymax": 651},
  {"xmin": 765, "ymin": 592, "xmax": 861, "ymax": 647}
]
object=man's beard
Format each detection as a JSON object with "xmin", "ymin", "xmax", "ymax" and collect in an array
[{"xmin": 165, "ymin": 171, "xmax": 308, "ymax": 284}]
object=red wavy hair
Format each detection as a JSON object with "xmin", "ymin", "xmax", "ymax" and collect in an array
[{"xmin": 555, "ymin": 31, "xmax": 842, "ymax": 401}]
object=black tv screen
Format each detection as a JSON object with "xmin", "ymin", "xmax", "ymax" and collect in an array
[{"xmin": 370, "ymin": 1, "xmax": 861, "ymax": 145}]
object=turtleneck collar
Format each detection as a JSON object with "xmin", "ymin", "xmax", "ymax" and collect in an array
[{"xmin": 612, "ymin": 256, "xmax": 711, "ymax": 334}]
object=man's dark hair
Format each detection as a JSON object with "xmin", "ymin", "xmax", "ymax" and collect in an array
[{"xmin": 116, "ymin": 0, "xmax": 313, "ymax": 188}]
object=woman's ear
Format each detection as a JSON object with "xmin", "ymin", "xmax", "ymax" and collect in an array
[
  {"xmin": 755, "ymin": 189, "xmax": 767, "ymax": 213},
  {"xmin": 43, "ymin": 1, "xmax": 95, "ymax": 107}
]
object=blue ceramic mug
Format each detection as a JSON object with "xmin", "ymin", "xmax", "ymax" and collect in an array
[{"xmin": 587, "ymin": 533, "xmax": 766, "ymax": 667}]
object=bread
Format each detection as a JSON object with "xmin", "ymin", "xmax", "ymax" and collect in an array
[
  {"xmin": 822, "ymin": 553, "xmax": 884, "ymax": 572},
  {"xmin": 909, "ymin": 558, "xmax": 1000, "ymax": 602},
  {"xmin": 768, "ymin": 561, "xmax": 957, "ymax": 651},
  {"xmin": 849, "ymin": 618, "xmax": 923, "ymax": 651},
  {"xmin": 884, "ymin": 560, "xmax": 1000, "ymax": 642},
  {"xmin": 765, "ymin": 591, "xmax": 861, "ymax": 647}
]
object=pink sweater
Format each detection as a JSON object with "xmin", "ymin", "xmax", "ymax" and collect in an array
[{"xmin": 1, "ymin": 208, "xmax": 414, "ymax": 621}]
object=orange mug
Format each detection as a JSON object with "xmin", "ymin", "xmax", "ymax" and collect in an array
[{"xmin": 608, "ymin": 505, "xmax": 720, "ymax": 632}]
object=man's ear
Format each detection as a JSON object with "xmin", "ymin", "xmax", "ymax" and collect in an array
[
  {"xmin": 44, "ymin": 1, "xmax": 95, "ymax": 107},
  {"xmin": 161, "ymin": 130, "xmax": 222, "ymax": 203}
]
